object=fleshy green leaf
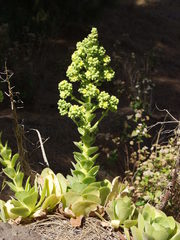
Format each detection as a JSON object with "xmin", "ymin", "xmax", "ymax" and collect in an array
[
  {"xmin": 72, "ymin": 200, "xmax": 98, "ymax": 216},
  {"xmin": 170, "ymin": 232, "xmax": 180, "ymax": 240},
  {"xmin": 87, "ymin": 146, "xmax": 98, "ymax": 156},
  {"xmin": 0, "ymin": 200, "xmax": 7, "ymax": 222},
  {"xmin": 124, "ymin": 219, "xmax": 137, "ymax": 228},
  {"xmin": 131, "ymin": 226, "xmax": 143, "ymax": 240},
  {"xmin": 23, "ymin": 191, "xmax": 38, "ymax": 211},
  {"xmin": 99, "ymin": 186, "xmax": 110, "ymax": 206},
  {"xmin": 105, "ymin": 176, "xmax": 123, "ymax": 206},
  {"xmin": 11, "ymin": 154, "xmax": 19, "ymax": 168},
  {"xmin": 73, "ymin": 141, "xmax": 83, "ymax": 151},
  {"xmin": 82, "ymin": 194, "xmax": 101, "ymax": 204},
  {"xmin": 10, "ymin": 206, "xmax": 30, "ymax": 217},
  {"xmin": 77, "ymin": 128, "xmax": 85, "ymax": 136},
  {"xmin": 73, "ymin": 152, "xmax": 87, "ymax": 162},
  {"xmin": 88, "ymin": 166, "xmax": 99, "ymax": 176},
  {"xmin": 80, "ymin": 160, "xmax": 94, "ymax": 170},
  {"xmin": 64, "ymin": 192, "xmax": 83, "ymax": 208},
  {"xmin": 56, "ymin": 173, "xmax": 67, "ymax": 194},
  {"xmin": 41, "ymin": 194, "xmax": 61, "ymax": 211},
  {"xmin": 82, "ymin": 176, "xmax": 96, "ymax": 184},
  {"xmin": 3, "ymin": 167, "xmax": 16, "ymax": 179},
  {"xmin": 89, "ymin": 153, "xmax": 99, "ymax": 162},
  {"xmin": 115, "ymin": 197, "xmax": 133, "ymax": 223},
  {"xmin": 14, "ymin": 172, "xmax": 24, "ymax": 187},
  {"xmin": 72, "ymin": 170, "xmax": 86, "ymax": 180},
  {"xmin": 25, "ymin": 177, "xmax": 31, "ymax": 192}
]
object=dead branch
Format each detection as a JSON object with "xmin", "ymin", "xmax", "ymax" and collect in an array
[{"xmin": 4, "ymin": 63, "xmax": 32, "ymax": 178}]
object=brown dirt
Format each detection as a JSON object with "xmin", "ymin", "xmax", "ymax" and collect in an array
[
  {"xmin": 0, "ymin": 215, "xmax": 121, "ymax": 240},
  {"xmin": 28, "ymin": 215, "xmax": 120, "ymax": 240}
]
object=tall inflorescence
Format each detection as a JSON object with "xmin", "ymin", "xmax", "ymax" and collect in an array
[{"xmin": 58, "ymin": 28, "xmax": 119, "ymax": 186}]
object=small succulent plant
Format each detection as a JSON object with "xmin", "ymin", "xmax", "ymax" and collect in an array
[
  {"xmin": 130, "ymin": 204, "xmax": 180, "ymax": 240},
  {"xmin": 106, "ymin": 195, "xmax": 137, "ymax": 229},
  {"xmin": 0, "ymin": 136, "xmax": 67, "ymax": 221}
]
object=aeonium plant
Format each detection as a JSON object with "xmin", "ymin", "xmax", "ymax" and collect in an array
[
  {"xmin": 58, "ymin": 28, "xmax": 119, "ymax": 188},
  {"xmin": 58, "ymin": 28, "xmax": 119, "ymax": 216}
]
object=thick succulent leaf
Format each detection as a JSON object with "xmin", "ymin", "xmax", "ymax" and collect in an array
[
  {"xmin": 41, "ymin": 194, "xmax": 61, "ymax": 211},
  {"xmin": 1, "ymin": 146, "xmax": 12, "ymax": 161},
  {"xmin": 14, "ymin": 172, "xmax": 24, "ymax": 188},
  {"xmin": 41, "ymin": 168, "xmax": 55, "ymax": 178},
  {"xmin": 82, "ymin": 194, "xmax": 101, "ymax": 204},
  {"xmin": 143, "ymin": 232, "xmax": 154, "ymax": 240},
  {"xmin": 41, "ymin": 168, "xmax": 62, "ymax": 196},
  {"xmin": 73, "ymin": 152, "xmax": 86, "ymax": 162},
  {"xmin": 147, "ymin": 222, "xmax": 169, "ymax": 240},
  {"xmin": 87, "ymin": 146, "xmax": 98, "ymax": 156},
  {"xmin": 72, "ymin": 170, "xmax": 86, "ymax": 180},
  {"xmin": 81, "ymin": 186, "xmax": 99, "ymax": 195},
  {"xmin": 142, "ymin": 204, "xmax": 165, "ymax": 222},
  {"xmin": 88, "ymin": 166, "xmax": 99, "ymax": 176},
  {"xmin": 170, "ymin": 232, "xmax": 180, "ymax": 240},
  {"xmin": 99, "ymin": 186, "xmax": 110, "ymax": 206},
  {"xmin": 105, "ymin": 176, "xmax": 123, "ymax": 206},
  {"xmin": 138, "ymin": 213, "xmax": 145, "ymax": 233},
  {"xmin": 82, "ymin": 176, "xmax": 96, "ymax": 184},
  {"xmin": 63, "ymin": 192, "xmax": 83, "ymax": 208},
  {"xmin": 80, "ymin": 160, "xmax": 94, "ymax": 170},
  {"xmin": 25, "ymin": 176, "xmax": 31, "ymax": 192},
  {"xmin": 115, "ymin": 197, "xmax": 134, "ymax": 223},
  {"xmin": 4, "ymin": 200, "xmax": 19, "ymax": 219},
  {"xmin": 81, "ymin": 135, "xmax": 94, "ymax": 145},
  {"xmin": 10, "ymin": 206, "xmax": 30, "ymax": 217},
  {"xmin": 154, "ymin": 216, "xmax": 176, "ymax": 232},
  {"xmin": 6, "ymin": 181, "xmax": 19, "ymax": 192},
  {"xmin": 89, "ymin": 153, "xmax": 99, "ymax": 162},
  {"xmin": 73, "ymin": 141, "xmax": 83, "ymax": 151},
  {"xmin": 66, "ymin": 175, "xmax": 77, "ymax": 186},
  {"xmin": 77, "ymin": 127, "xmax": 85, "ymax": 136},
  {"xmin": 11, "ymin": 154, "xmax": 19, "ymax": 168},
  {"xmin": 71, "ymin": 182, "xmax": 87, "ymax": 193},
  {"xmin": 36, "ymin": 178, "xmax": 48, "ymax": 208},
  {"xmin": 23, "ymin": 191, "xmax": 38, "ymax": 211},
  {"xmin": 106, "ymin": 200, "xmax": 116, "ymax": 220},
  {"xmin": 124, "ymin": 227, "xmax": 131, "ymax": 240},
  {"xmin": 131, "ymin": 226, "xmax": 143, "ymax": 240},
  {"xmin": 11, "ymin": 199, "xmax": 23, "ymax": 208},
  {"xmin": 0, "ymin": 200, "xmax": 7, "ymax": 222},
  {"xmin": 72, "ymin": 200, "xmax": 98, "ymax": 216},
  {"xmin": 88, "ymin": 182, "xmax": 102, "ymax": 188},
  {"xmin": 3, "ymin": 167, "xmax": 16, "ymax": 179},
  {"xmin": 56, "ymin": 173, "xmax": 67, "ymax": 194},
  {"xmin": 142, "ymin": 204, "xmax": 155, "ymax": 222},
  {"xmin": 0, "ymin": 157, "xmax": 6, "ymax": 167},
  {"xmin": 124, "ymin": 219, "xmax": 137, "ymax": 228},
  {"xmin": 15, "ymin": 188, "xmax": 36, "ymax": 203}
]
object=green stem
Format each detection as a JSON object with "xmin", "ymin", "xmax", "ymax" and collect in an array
[
  {"xmin": 92, "ymin": 109, "xmax": 109, "ymax": 129},
  {"xmin": 71, "ymin": 95, "xmax": 84, "ymax": 105}
]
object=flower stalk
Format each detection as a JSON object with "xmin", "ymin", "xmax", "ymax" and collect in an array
[{"xmin": 58, "ymin": 28, "xmax": 119, "ymax": 187}]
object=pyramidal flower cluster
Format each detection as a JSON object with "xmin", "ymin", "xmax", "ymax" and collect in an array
[{"xmin": 58, "ymin": 27, "xmax": 119, "ymax": 186}]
